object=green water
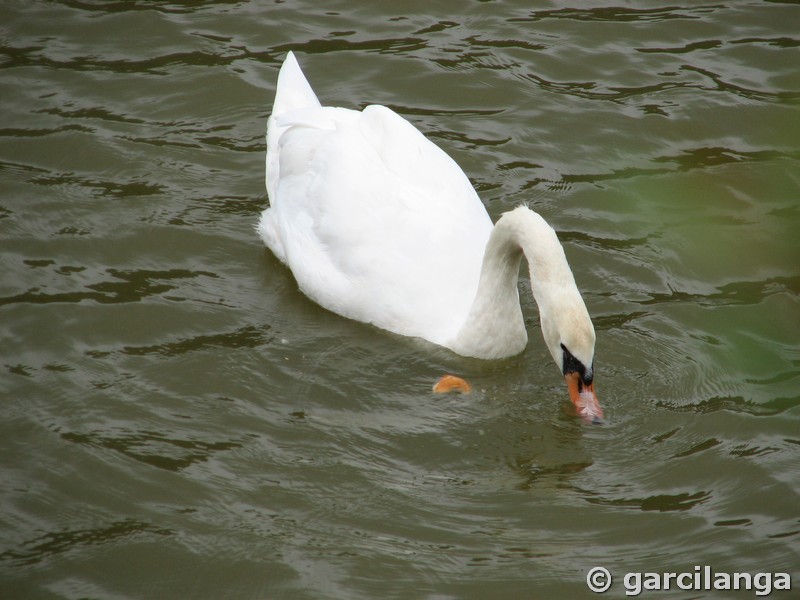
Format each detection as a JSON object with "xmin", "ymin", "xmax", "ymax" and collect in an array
[{"xmin": 1, "ymin": 1, "xmax": 799, "ymax": 599}]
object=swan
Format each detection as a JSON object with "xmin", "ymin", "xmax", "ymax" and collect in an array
[{"xmin": 258, "ymin": 52, "xmax": 602, "ymax": 422}]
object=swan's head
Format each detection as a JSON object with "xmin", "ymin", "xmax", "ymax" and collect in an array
[{"xmin": 540, "ymin": 293, "xmax": 603, "ymax": 424}]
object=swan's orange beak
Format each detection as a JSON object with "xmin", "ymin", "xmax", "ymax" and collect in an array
[{"xmin": 565, "ymin": 373, "xmax": 603, "ymax": 424}]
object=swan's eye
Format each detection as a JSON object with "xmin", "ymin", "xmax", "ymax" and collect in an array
[{"xmin": 561, "ymin": 343, "xmax": 593, "ymax": 386}]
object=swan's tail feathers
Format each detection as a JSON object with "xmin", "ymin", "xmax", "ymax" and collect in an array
[
  {"xmin": 257, "ymin": 208, "xmax": 287, "ymax": 264},
  {"xmin": 272, "ymin": 51, "xmax": 321, "ymax": 117}
]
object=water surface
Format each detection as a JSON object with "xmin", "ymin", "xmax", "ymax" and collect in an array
[{"xmin": 1, "ymin": 1, "xmax": 799, "ymax": 598}]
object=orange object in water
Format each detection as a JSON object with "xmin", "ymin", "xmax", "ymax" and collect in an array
[{"xmin": 433, "ymin": 375, "xmax": 472, "ymax": 394}]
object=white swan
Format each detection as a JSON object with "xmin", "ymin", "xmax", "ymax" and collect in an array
[{"xmin": 258, "ymin": 52, "xmax": 602, "ymax": 422}]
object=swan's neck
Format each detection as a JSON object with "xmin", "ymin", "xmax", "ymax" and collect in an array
[{"xmin": 449, "ymin": 206, "xmax": 591, "ymax": 363}]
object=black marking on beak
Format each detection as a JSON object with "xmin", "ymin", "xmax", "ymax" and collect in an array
[{"xmin": 561, "ymin": 343, "xmax": 593, "ymax": 387}]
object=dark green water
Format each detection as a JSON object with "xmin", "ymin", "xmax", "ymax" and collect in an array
[{"xmin": 1, "ymin": 1, "xmax": 799, "ymax": 598}]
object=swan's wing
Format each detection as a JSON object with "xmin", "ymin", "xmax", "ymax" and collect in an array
[{"xmin": 262, "ymin": 102, "xmax": 492, "ymax": 345}]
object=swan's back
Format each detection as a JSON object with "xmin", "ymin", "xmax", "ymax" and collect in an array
[{"xmin": 258, "ymin": 53, "xmax": 493, "ymax": 345}]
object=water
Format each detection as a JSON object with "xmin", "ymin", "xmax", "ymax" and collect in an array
[{"xmin": 1, "ymin": 1, "xmax": 799, "ymax": 598}]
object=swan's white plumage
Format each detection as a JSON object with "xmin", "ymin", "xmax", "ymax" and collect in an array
[
  {"xmin": 258, "ymin": 52, "xmax": 596, "ymax": 370},
  {"xmin": 259, "ymin": 52, "xmax": 493, "ymax": 347}
]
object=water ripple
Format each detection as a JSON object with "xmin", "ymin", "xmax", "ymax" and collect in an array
[
  {"xmin": 509, "ymin": 6, "xmax": 716, "ymax": 24},
  {"xmin": 585, "ymin": 490, "xmax": 713, "ymax": 512},
  {"xmin": 121, "ymin": 324, "xmax": 273, "ymax": 357},
  {"xmin": 0, "ymin": 268, "xmax": 217, "ymax": 306},
  {"xmin": 1, "ymin": 519, "xmax": 173, "ymax": 568},
  {"xmin": 61, "ymin": 430, "xmax": 241, "ymax": 472}
]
